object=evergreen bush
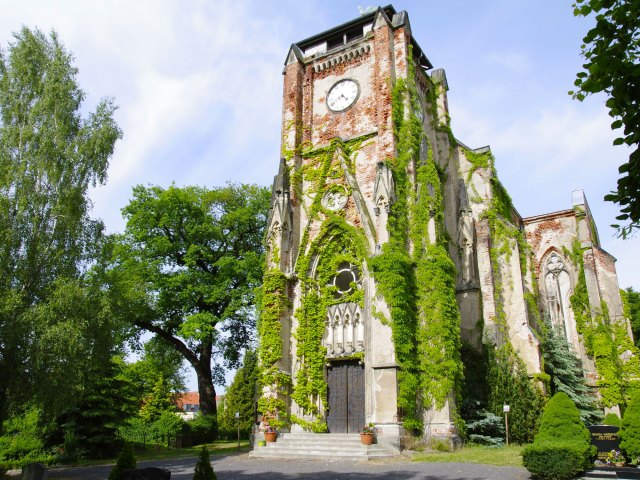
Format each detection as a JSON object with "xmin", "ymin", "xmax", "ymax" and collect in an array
[
  {"xmin": 522, "ymin": 392, "xmax": 595, "ymax": 479},
  {"xmin": 108, "ymin": 443, "xmax": 136, "ymax": 480},
  {"xmin": 193, "ymin": 446, "xmax": 216, "ymax": 480},
  {"xmin": 188, "ymin": 415, "xmax": 218, "ymax": 445},
  {"xmin": 620, "ymin": 391, "xmax": 640, "ymax": 461},
  {"xmin": 603, "ymin": 412, "xmax": 621, "ymax": 427}
]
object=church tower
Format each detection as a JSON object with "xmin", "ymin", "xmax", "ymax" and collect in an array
[
  {"xmin": 257, "ymin": 4, "xmax": 635, "ymax": 451},
  {"xmin": 259, "ymin": 6, "xmax": 469, "ymax": 450}
]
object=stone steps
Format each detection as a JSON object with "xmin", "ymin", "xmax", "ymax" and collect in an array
[
  {"xmin": 249, "ymin": 433, "xmax": 397, "ymax": 460},
  {"xmin": 584, "ymin": 467, "xmax": 640, "ymax": 480}
]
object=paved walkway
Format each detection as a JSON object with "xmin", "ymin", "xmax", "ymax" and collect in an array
[{"xmin": 44, "ymin": 452, "xmax": 531, "ymax": 480}]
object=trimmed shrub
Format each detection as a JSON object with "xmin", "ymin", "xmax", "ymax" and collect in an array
[
  {"xmin": 523, "ymin": 443, "xmax": 594, "ymax": 480},
  {"xmin": 621, "ymin": 391, "xmax": 640, "ymax": 461},
  {"xmin": 603, "ymin": 412, "xmax": 621, "ymax": 427},
  {"xmin": 188, "ymin": 415, "xmax": 217, "ymax": 446},
  {"xmin": 108, "ymin": 443, "xmax": 136, "ymax": 480},
  {"xmin": 523, "ymin": 392, "xmax": 594, "ymax": 479},
  {"xmin": 193, "ymin": 446, "xmax": 216, "ymax": 480}
]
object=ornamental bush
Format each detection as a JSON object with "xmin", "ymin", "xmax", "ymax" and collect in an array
[
  {"xmin": 522, "ymin": 392, "xmax": 595, "ymax": 480},
  {"xmin": 193, "ymin": 446, "xmax": 216, "ymax": 480},
  {"xmin": 620, "ymin": 391, "xmax": 640, "ymax": 461},
  {"xmin": 108, "ymin": 443, "xmax": 136, "ymax": 480}
]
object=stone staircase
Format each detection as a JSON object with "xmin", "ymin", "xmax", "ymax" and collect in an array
[
  {"xmin": 583, "ymin": 467, "xmax": 640, "ymax": 479},
  {"xmin": 249, "ymin": 433, "xmax": 398, "ymax": 460}
]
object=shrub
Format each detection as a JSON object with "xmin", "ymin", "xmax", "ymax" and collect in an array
[
  {"xmin": 603, "ymin": 412, "xmax": 621, "ymax": 427},
  {"xmin": 621, "ymin": 391, "xmax": 640, "ymax": 461},
  {"xmin": 108, "ymin": 443, "xmax": 136, "ymax": 480},
  {"xmin": 523, "ymin": 443, "xmax": 594, "ymax": 480},
  {"xmin": 188, "ymin": 415, "xmax": 217, "ymax": 446},
  {"xmin": 522, "ymin": 392, "xmax": 594, "ymax": 479},
  {"xmin": 193, "ymin": 446, "xmax": 216, "ymax": 480},
  {"xmin": 150, "ymin": 412, "xmax": 185, "ymax": 446},
  {"xmin": 0, "ymin": 407, "xmax": 55, "ymax": 469}
]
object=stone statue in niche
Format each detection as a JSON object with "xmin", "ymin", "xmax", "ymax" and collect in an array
[
  {"xmin": 544, "ymin": 252, "xmax": 572, "ymax": 341},
  {"xmin": 373, "ymin": 161, "xmax": 396, "ymax": 215},
  {"xmin": 457, "ymin": 180, "xmax": 475, "ymax": 285}
]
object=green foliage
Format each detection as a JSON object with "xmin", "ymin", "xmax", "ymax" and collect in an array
[
  {"xmin": 369, "ymin": 51, "xmax": 463, "ymax": 431},
  {"xmin": 187, "ymin": 415, "xmax": 218, "ymax": 446},
  {"xmin": 534, "ymin": 392, "xmax": 591, "ymax": 445},
  {"xmin": 522, "ymin": 392, "xmax": 594, "ymax": 479},
  {"xmin": 57, "ymin": 357, "xmax": 135, "ymax": 459},
  {"xmin": 122, "ymin": 337, "xmax": 186, "ymax": 405},
  {"xmin": 459, "ymin": 346, "xmax": 505, "ymax": 446},
  {"xmin": 522, "ymin": 443, "xmax": 594, "ymax": 480},
  {"xmin": 193, "ymin": 446, "xmax": 216, "ymax": 480},
  {"xmin": 112, "ymin": 183, "xmax": 270, "ymax": 418},
  {"xmin": 620, "ymin": 391, "xmax": 640, "ymax": 461},
  {"xmin": 0, "ymin": 407, "xmax": 47, "ymax": 465},
  {"xmin": 0, "ymin": 26, "xmax": 121, "ymax": 424},
  {"xmin": 139, "ymin": 376, "xmax": 177, "ymax": 423},
  {"xmin": 219, "ymin": 349, "xmax": 259, "ymax": 438},
  {"xmin": 108, "ymin": 443, "xmax": 136, "ymax": 480},
  {"xmin": 622, "ymin": 287, "xmax": 640, "ymax": 349},
  {"xmin": 568, "ymin": 241, "xmax": 640, "ymax": 407},
  {"xmin": 572, "ymin": 0, "xmax": 640, "ymax": 237},
  {"xmin": 486, "ymin": 347, "xmax": 545, "ymax": 444},
  {"xmin": 541, "ymin": 315, "xmax": 601, "ymax": 425},
  {"xmin": 257, "ymin": 269, "xmax": 291, "ymax": 429},
  {"xmin": 292, "ymin": 218, "xmax": 366, "ymax": 422},
  {"xmin": 603, "ymin": 412, "xmax": 621, "ymax": 426}
]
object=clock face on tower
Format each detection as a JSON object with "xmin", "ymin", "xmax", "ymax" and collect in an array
[{"xmin": 326, "ymin": 79, "xmax": 359, "ymax": 112}]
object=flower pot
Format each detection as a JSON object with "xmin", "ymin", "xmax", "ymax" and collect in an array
[
  {"xmin": 615, "ymin": 462, "xmax": 625, "ymax": 467},
  {"xmin": 264, "ymin": 431, "xmax": 277, "ymax": 442},
  {"xmin": 360, "ymin": 433, "xmax": 374, "ymax": 445}
]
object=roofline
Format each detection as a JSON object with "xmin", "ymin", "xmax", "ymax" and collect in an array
[
  {"xmin": 522, "ymin": 209, "xmax": 576, "ymax": 224},
  {"xmin": 295, "ymin": 5, "xmax": 396, "ymax": 50},
  {"xmin": 291, "ymin": 5, "xmax": 433, "ymax": 70}
]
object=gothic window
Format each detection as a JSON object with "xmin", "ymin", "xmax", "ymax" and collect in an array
[{"xmin": 329, "ymin": 262, "xmax": 360, "ymax": 297}]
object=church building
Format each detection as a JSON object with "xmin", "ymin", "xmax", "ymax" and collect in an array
[{"xmin": 256, "ymin": 5, "xmax": 634, "ymax": 452}]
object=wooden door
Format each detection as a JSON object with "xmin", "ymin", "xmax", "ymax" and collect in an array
[{"xmin": 326, "ymin": 360, "xmax": 364, "ymax": 433}]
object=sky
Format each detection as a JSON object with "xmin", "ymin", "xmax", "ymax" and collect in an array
[{"xmin": 2, "ymin": 0, "xmax": 638, "ymax": 389}]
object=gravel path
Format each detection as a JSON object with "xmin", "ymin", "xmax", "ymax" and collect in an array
[{"xmin": 44, "ymin": 452, "xmax": 531, "ymax": 480}]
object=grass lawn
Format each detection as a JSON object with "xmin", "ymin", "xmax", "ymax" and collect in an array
[
  {"xmin": 65, "ymin": 440, "xmax": 251, "ymax": 467},
  {"xmin": 134, "ymin": 439, "xmax": 251, "ymax": 462},
  {"xmin": 412, "ymin": 444, "xmax": 525, "ymax": 467}
]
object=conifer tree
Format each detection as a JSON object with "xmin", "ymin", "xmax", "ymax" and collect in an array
[
  {"xmin": 219, "ymin": 349, "xmax": 258, "ymax": 438},
  {"xmin": 193, "ymin": 446, "xmax": 216, "ymax": 480},
  {"xmin": 541, "ymin": 316, "xmax": 602, "ymax": 424},
  {"xmin": 108, "ymin": 443, "xmax": 136, "ymax": 480},
  {"xmin": 620, "ymin": 391, "xmax": 640, "ymax": 462}
]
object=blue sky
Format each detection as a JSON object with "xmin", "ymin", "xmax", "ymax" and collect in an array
[{"xmin": 3, "ymin": 0, "xmax": 638, "ymax": 387}]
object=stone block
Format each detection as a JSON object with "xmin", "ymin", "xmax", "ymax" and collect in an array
[{"xmin": 20, "ymin": 463, "xmax": 48, "ymax": 480}]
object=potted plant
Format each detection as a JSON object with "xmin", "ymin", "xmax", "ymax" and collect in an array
[
  {"xmin": 264, "ymin": 425, "xmax": 277, "ymax": 443},
  {"xmin": 360, "ymin": 423, "xmax": 375, "ymax": 445}
]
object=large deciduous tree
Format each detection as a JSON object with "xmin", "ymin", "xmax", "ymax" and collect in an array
[
  {"xmin": 112, "ymin": 184, "xmax": 269, "ymax": 418},
  {"xmin": 572, "ymin": 0, "xmax": 640, "ymax": 237},
  {"xmin": 0, "ymin": 27, "xmax": 121, "ymax": 422}
]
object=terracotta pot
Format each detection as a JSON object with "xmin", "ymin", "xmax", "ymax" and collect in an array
[
  {"xmin": 360, "ymin": 433, "xmax": 374, "ymax": 445},
  {"xmin": 264, "ymin": 431, "xmax": 277, "ymax": 442},
  {"xmin": 615, "ymin": 462, "xmax": 625, "ymax": 467}
]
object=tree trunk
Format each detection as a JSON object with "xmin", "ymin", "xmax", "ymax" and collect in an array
[{"xmin": 195, "ymin": 360, "xmax": 218, "ymax": 417}]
